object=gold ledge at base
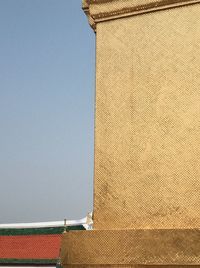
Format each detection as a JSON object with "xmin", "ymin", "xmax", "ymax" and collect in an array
[
  {"xmin": 61, "ymin": 229, "xmax": 200, "ymax": 266},
  {"xmin": 64, "ymin": 264, "xmax": 200, "ymax": 268},
  {"xmin": 82, "ymin": 0, "xmax": 200, "ymax": 30}
]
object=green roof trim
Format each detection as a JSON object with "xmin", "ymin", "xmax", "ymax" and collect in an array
[
  {"xmin": 0, "ymin": 258, "xmax": 58, "ymax": 264},
  {"xmin": 0, "ymin": 225, "xmax": 85, "ymax": 236}
]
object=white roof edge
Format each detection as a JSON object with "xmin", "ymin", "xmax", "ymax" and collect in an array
[{"xmin": 0, "ymin": 217, "xmax": 87, "ymax": 229}]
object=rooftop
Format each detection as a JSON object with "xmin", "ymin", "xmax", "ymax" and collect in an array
[{"xmin": 0, "ymin": 218, "xmax": 88, "ymax": 265}]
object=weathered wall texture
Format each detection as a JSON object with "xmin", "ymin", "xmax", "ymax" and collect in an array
[
  {"xmin": 94, "ymin": 3, "xmax": 200, "ymax": 230},
  {"xmin": 62, "ymin": 229, "xmax": 200, "ymax": 266},
  {"xmin": 61, "ymin": 1, "xmax": 200, "ymax": 266}
]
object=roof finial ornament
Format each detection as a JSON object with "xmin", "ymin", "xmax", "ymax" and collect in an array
[{"xmin": 63, "ymin": 219, "xmax": 68, "ymax": 233}]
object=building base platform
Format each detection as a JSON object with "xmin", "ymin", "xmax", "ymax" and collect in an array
[{"xmin": 61, "ymin": 229, "xmax": 200, "ymax": 267}]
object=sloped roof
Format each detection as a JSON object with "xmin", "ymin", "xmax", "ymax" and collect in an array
[
  {"xmin": 0, "ymin": 234, "xmax": 61, "ymax": 263},
  {"xmin": 0, "ymin": 221, "xmax": 86, "ymax": 265}
]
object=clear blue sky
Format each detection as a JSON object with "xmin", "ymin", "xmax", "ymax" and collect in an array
[{"xmin": 0, "ymin": 0, "xmax": 95, "ymax": 223}]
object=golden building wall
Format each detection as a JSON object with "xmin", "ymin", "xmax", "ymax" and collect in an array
[
  {"xmin": 61, "ymin": 1, "xmax": 200, "ymax": 266},
  {"xmin": 94, "ymin": 3, "xmax": 200, "ymax": 230}
]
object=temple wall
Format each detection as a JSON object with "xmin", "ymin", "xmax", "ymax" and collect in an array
[
  {"xmin": 94, "ymin": 3, "xmax": 200, "ymax": 230},
  {"xmin": 61, "ymin": 2, "xmax": 200, "ymax": 266}
]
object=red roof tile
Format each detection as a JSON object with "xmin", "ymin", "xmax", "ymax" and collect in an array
[{"xmin": 0, "ymin": 234, "xmax": 61, "ymax": 259}]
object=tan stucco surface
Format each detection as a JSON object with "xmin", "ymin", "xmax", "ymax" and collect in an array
[{"xmin": 94, "ymin": 3, "xmax": 200, "ymax": 230}]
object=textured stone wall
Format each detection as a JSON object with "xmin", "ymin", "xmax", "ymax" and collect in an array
[{"xmin": 94, "ymin": 3, "xmax": 200, "ymax": 230}]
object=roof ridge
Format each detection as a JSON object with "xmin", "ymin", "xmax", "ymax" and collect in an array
[
  {"xmin": 0, "ymin": 225, "xmax": 85, "ymax": 236},
  {"xmin": 0, "ymin": 217, "xmax": 87, "ymax": 229}
]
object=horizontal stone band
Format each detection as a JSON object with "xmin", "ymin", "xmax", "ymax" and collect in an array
[
  {"xmin": 61, "ymin": 229, "xmax": 200, "ymax": 266},
  {"xmin": 83, "ymin": 0, "xmax": 200, "ymax": 29}
]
